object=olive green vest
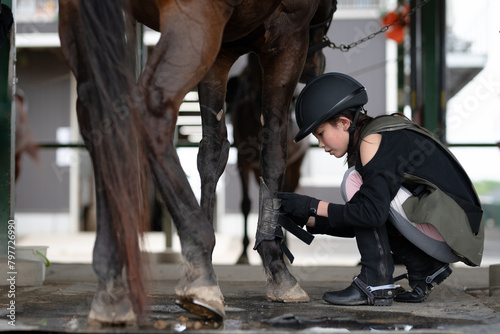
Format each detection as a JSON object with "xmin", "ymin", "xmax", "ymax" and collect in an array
[{"xmin": 358, "ymin": 115, "xmax": 484, "ymax": 266}]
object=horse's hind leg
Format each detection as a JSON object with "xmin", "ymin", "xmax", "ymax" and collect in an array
[
  {"xmin": 87, "ymin": 166, "xmax": 135, "ymax": 325},
  {"xmin": 141, "ymin": 84, "xmax": 225, "ymax": 320},
  {"xmin": 139, "ymin": 85, "xmax": 224, "ymax": 318},
  {"xmin": 137, "ymin": 1, "xmax": 235, "ymax": 320},
  {"xmin": 147, "ymin": 139, "xmax": 224, "ymax": 319},
  {"xmin": 58, "ymin": 0, "xmax": 139, "ymax": 325}
]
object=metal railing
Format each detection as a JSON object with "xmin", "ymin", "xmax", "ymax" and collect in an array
[{"xmin": 337, "ymin": 0, "xmax": 383, "ymax": 9}]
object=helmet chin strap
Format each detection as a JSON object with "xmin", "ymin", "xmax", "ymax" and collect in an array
[{"xmin": 347, "ymin": 107, "xmax": 361, "ymax": 150}]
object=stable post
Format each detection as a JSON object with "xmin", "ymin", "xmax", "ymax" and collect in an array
[
  {"xmin": 409, "ymin": 0, "xmax": 423, "ymax": 124},
  {"xmin": 421, "ymin": 0, "xmax": 446, "ymax": 140},
  {"xmin": 0, "ymin": 0, "xmax": 15, "ymax": 256}
]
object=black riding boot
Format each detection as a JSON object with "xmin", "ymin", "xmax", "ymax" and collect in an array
[
  {"xmin": 323, "ymin": 225, "xmax": 396, "ymax": 306},
  {"xmin": 388, "ymin": 224, "xmax": 452, "ymax": 303}
]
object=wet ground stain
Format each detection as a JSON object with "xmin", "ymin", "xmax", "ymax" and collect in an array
[{"xmin": 1, "ymin": 279, "xmax": 489, "ymax": 333}]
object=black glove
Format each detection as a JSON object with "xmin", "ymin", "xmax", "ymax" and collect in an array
[{"xmin": 277, "ymin": 192, "xmax": 320, "ymax": 219}]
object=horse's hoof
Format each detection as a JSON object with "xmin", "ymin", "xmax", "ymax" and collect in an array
[
  {"xmin": 87, "ymin": 301, "xmax": 137, "ymax": 326},
  {"xmin": 266, "ymin": 282, "xmax": 310, "ymax": 303},
  {"xmin": 87, "ymin": 279, "xmax": 137, "ymax": 326},
  {"xmin": 175, "ymin": 285, "xmax": 225, "ymax": 320}
]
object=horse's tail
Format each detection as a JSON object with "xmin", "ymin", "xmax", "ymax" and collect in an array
[{"xmin": 78, "ymin": 0, "xmax": 150, "ymax": 318}]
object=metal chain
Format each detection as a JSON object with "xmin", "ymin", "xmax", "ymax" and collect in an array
[{"xmin": 328, "ymin": 0, "xmax": 430, "ymax": 52}]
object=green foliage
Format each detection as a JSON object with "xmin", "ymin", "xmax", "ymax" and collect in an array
[{"xmin": 473, "ymin": 180, "xmax": 500, "ymax": 197}]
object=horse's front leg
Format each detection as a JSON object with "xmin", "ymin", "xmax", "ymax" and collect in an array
[
  {"xmin": 197, "ymin": 51, "xmax": 239, "ymax": 224},
  {"xmin": 255, "ymin": 29, "xmax": 312, "ymax": 303}
]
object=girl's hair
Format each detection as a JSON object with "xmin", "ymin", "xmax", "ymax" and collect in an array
[{"xmin": 327, "ymin": 108, "xmax": 372, "ymax": 163}]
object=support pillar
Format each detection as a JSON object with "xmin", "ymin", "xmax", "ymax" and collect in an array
[
  {"xmin": 0, "ymin": 0, "xmax": 15, "ymax": 256},
  {"xmin": 409, "ymin": 0, "xmax": 423, "ymax": 125},
  {"xmin": 421, "ymin": 0, "xmax": 446, "ymax": 140}
]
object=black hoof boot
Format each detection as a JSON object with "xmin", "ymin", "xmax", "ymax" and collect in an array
[
  {"xmin": 323, "ymin": 277, "xmax": 395, "ymax": 306},
  {"xmin": 395, "ymin": 264, "xmax": 452, "ymax": 303}
]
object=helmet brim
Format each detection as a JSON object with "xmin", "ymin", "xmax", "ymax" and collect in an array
[{"xmin": 294, "ymin": 86, "xmax": 366, "ymax": 142}]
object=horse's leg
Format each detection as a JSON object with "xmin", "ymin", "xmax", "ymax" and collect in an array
[
  {"xmin": 255, "ymin": 25, "xmax": 312, "ymax": 303},
  {"xmin": 137, "ymin": 1, "xmax": 234, "ymax": 320},
  {"xmin": 283, "ymin": 152, "xmax": 307, "ymax": 193},
  {"xmin": 59, "ymin": 0, "xmax": 144, "ymax": 324},
  {"xmin": 146, "ymin": 129, "xmax": 224, "ymax": 319},
  {"xmin": 142, "ymin": 67, "xmax": 224, "ymax": 320},
  {"xmin": 236, "ymin": 160, "xmax": 252, "ymax": 264},
  {"xmin": 87, "ymin": 160, "xmax": 135, "ymax": 325},
  {"xmin": 197, "ymin": 51, "xmax": 240, "ymax": 225}
]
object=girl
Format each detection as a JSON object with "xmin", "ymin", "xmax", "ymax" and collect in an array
[{"xmin": 277, "ymin": 72, "xmax": 484, "ymax": 306}]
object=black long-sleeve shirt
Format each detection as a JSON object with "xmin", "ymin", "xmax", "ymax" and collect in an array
[{"xmin": 314, "ymin": 128, "xmax": 478, "ymax": 232}]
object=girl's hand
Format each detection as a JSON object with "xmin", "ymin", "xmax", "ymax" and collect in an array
[{"xmin": 277, "ymin": 192, "xmax": 320, "ymax": 218}]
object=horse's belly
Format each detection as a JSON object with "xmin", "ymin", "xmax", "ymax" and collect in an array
[{"xmin": 222, "ymin": 0, "xmax": 281, "ymax": 42}]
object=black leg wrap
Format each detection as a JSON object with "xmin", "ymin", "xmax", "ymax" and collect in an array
[
  {"xmin": 253, "ymin": 178, "xmax": 295, "ymax": 263},
  {"xmin": 273, "ymin": 224, "xmax": 294, "ymax": 264},
  {"xmin": 278, "ymin": 214, "xmax": 315, "ymax": 245},
  {"xmin": 253, "ymin": 197, "xmax": 281, "ymax": 249}
]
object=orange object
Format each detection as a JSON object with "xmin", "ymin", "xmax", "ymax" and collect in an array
[{"xmin": 381, "ymin": 5, "xmax": 409, "ymax": 44}]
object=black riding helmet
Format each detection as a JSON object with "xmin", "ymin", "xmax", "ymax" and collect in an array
[{"xmin": 294, "ymin": 72, "xmax": 368, "ymax": 143}]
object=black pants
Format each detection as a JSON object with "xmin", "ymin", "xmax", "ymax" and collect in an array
[{"xmin": 311, "ymin": 217, "xmax": 443, "ymax": 285}]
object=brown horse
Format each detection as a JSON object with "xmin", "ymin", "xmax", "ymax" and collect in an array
[
  {"xmin": 58, "ymin": 0, "xmax": 336, "ymax": 325},
  {"xmin": 14, "ymin": 90, "xmax": 39, "ymax": 181},
  {"xmin": 226, "ymin": 53, "xmax": 310, "ymax": 264}
]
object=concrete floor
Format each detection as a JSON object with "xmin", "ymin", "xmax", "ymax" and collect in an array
[
  {"xmin": 2, "ymin": 225, "xmax": 500, "ymax": 333},
  {"xmin": 1, "ymin": 261, "xmax": 500, "ymax": 333}
]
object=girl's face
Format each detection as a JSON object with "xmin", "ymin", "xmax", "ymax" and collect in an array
[{"xmin": 312, "ymin": 117, "xmax": 350, "ymax": 158}]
